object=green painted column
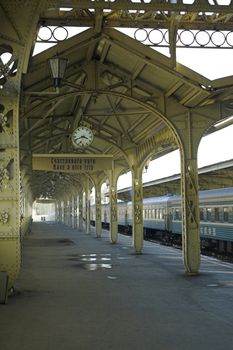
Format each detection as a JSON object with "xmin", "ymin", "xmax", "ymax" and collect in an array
[
  {"xmin": 175, "ymin": 111, "xmax": 203, "ymax": 275},
  {"xmin": 78, "ymin": 193, "xmax": 83, "ymax": 232},
  {"xmin": 55, "ymin": 202, "xmax": 59, "ymax": 222},
  {"xmin": 64, "ymin": 199, "xmax": 68, "ymax": 226},
  {"xmin": 181, "ymin": 157, "xmax": 200, "ymax": 274},
  {"xmin": 69, "ymin": 198, "xmax": 73, "ymax": 227},
  {"xmin": 109, "ymin": 184, "xmax": 118, "ymax": 243},
  {"xmin": 58, "ymin": 201, "xmax": 62, "ymax": 223},
  {"xmin": 95, "ymin": 186, "xmax": 102, "ymax": 238},
  {"xmin": 0, "ymin": 99, "xmax": 21, "ymax": 302},
  {"xmin": 85, "ymin": 185, "xmax": 91, "ymax": 234},
  {"xmin": 61, "ymin": 201, "xmax": 65, "ymax": 223},
  {"xmin": 66, "ymin": 199, "xmax": 70, "ymax": 226},
  {"xmin": 71, "ymin": 196, "xmax": 75, "ymax": 228},
  {"xmin": 73, "ymin": 196, "xmax": 78, "ymax": 229},
  {"xmin": 132, "ymin": 170, "xmax": 143, "ymax": 254}
]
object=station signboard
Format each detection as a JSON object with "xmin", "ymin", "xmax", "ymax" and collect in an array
[{"xmin": 32, "ymin": 154, "xmax": 113, "ymax": 173}]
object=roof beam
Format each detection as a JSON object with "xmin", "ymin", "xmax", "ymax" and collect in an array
[
  {"xmin": 46, "ymin": 1, "xmax": 233, "ymax": 15},
  {"xmin": 40, "ymin": 16, "xmax": 233, "ymax": 31},
  {"xmin": 21, "ymin": 99, "xmax": 64, "ymax": 140},
  {"xmin": 72, "ymin": 94, "xmax": 92, "ymax": 129}
]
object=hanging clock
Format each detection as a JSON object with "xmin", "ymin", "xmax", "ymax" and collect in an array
[{"xmin": 71, "ymin": 126, "xmax": 94, "ymax": 148}]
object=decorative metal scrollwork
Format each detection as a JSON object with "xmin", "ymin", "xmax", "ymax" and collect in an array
[
  {"xmin": 96, "ymin": 206, "xmax": 101, "ymax": 220},
  {"xmin": 134, "ymin": 178, "xmax": 142, "ymax": 202},
  {"xmin": 0, "ymin": 106, "xmax": 12, "ymax": 133},
  {"xmin": 110, "ymin": 187, "xmax": 117, "ymax": 220},
  {"xmin": 184, "ymin": 163, "xmax": 198, "ymax": 228},
  {"xmin": 0, "ymin": 45, "xmax": 18, "ymax": 86},
  {"xmin": 134, "ymin": 28, "xmax": 233, "ymax": 48},
  {"xmin": 0, "ymin": 112, "xmax": 7, "ymax": 128},
  {"xmin": 134, "ymin": 204, "xmax": 142, "ymax": 224},
  {"xmin": 0, "ymin": 210, "xmax": 9, "ymax": 224},
  {"xmin": 37, "ymin": 26, "xmax": 69, "ymax": 43},
  {"xmin": 0, "ymin": 167, "xmax": 10, "ymax": 191},
  {"xmin": 96, "ymin": 193, "xmax": 101, "ymax": 220},
  {"xmin": 111, "ymin": 206, "xmax": 117, "ymax": 221}
]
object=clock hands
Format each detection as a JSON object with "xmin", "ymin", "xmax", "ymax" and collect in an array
[{"xmin": 74, "ymin": 135, "xmax": 88, "ymax": 141}]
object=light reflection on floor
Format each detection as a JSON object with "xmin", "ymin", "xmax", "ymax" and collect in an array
[
  {"xmin": 83, "ymin": 263, "xmax": 112, "ymax": 271},
  {"xmin": 80, "ymin": 253, "xmax": 112, "ymax": 271},
  {"xmin": 81, "ymin": 257, "xmax": 97, "ymax": 262}
]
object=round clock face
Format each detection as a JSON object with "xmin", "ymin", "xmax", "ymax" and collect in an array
[{"xmin": 71, "ymin": 126, "xmax": 94, "ymax": 148}]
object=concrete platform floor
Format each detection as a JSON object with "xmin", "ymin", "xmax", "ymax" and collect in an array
[{"xmin": 1, "ymin": 222, "xmax": 233, "ymax": 350}]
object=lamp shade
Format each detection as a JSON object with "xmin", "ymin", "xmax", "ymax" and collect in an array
[{"xmin": 49, "ymin": 55, "xmax": 68, "ymax": 87}]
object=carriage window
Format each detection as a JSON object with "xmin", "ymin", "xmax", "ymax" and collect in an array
[
  {"xmin": 214, "ymin": 208, "xmax": 220, "ymax": 221},
  {"xmin": 159, "ymin": 209, "xmax": 163, "ymax": 219},
  {"xmin": 200, "ymin": 208, "xmax": 204, "ymax": 220},
  {"xmin": 179, "ymin": 211, "xmax": 182, "ymax": 220},
  {"xmin": 203, "ymin": 208, "xmax": 207, "ymax": 221},
  {"xmin": 223, "ymin": 207, "xmax": 229, "ymax": 222},
  {"xmin": 174, "ymin": 209, "xmax": 179, "ymax": 220},
  {"xmin": 207, "ymin": 208, "xmax": 212, "ymax": 221}
]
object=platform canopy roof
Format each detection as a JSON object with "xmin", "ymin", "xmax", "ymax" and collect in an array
[{"xmin": 20, "ymin": 25, "xmax": 233, "ymax": 199}]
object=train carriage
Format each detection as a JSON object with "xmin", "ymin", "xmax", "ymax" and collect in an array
[{"xmin": 90, "ymin": 187, "xmax": 233, "ymax": 254}]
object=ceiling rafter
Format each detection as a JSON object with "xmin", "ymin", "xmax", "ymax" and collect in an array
[
  {"xmin": 88, "ymin": 115, "xmax": 122, "ymax": 137},
  {"xmin": 21, "ymin": 99, "xmax": 64, "ymax": 140},
  {"xmin": 100, "ymin": 61, "xmax": 164, "ymax": 99},
  {"xmin": 127, "ymin": 113, "xmax": 151, "ymax": 134},
  {"xmin": 83, "ymin": 110, "xmax": 147, "ymax": 117},
  {"xmin": 105, "ymin": 94, "xmax": 134, "ymax": 143}
]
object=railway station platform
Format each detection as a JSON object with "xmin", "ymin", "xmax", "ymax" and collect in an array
[{"xmin": 1, "ymin": 223, "xmax": 233, "ymax": 350}]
